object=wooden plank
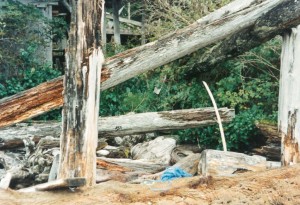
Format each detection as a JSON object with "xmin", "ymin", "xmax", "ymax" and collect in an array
[
  {"xmin": 112, "ymin": 0, "xmax": 121, "ymax": 45},
  {"xmin": 18, "ymin": 178, "xmax": 86, "ymax": 192},
  {"xmin": 107, "ymin": 14, "xmax": 142, "ymax": 27},
  {"xmin": 106, "ymin": 28, "xmax": 140, "ymax": 36}
]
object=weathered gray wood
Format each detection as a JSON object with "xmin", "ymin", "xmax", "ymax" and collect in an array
[
  {"xmin": 192, "ymin": 1, "xmax": 300, "ymax": 72},
  {"xmin": 1, "ymin": 0, "xmax": 300, "ymax": 128},
  {"xmin": 18, "ymin": 178, "xmax": 86, "ymax": 192},
  {"xmin": 173, "ymin": 153, "xmax": 201, "ymax": 175},
  {"xmin": 106, "ymin": 14, "xmax": 142, "ymax": 27},
  {"xmin": 58, "ymin": 0, "xmax": 104, "ymax": 187},
  {"xmin": 102, "ymin": 6, "xmax": 107, "ymax": 51},
  {"xmin": 48, "ymin": 153, "xmax": 59, "ymax": 182},
  {"xmin": 279, "ymin": 25, "xmax": 300, "ymax": 166},
  {"xmin": 97, "ymin": 157, "xmax": 167, "ymax": 173},
  {"xmin": 0, "ymin": 108, "xmax": 234, "ymax": 150},
  {"xmin": 198, "ymin": 149, "xmax": 267, "ymax": 177},
  {"xmin": 112, "ymin": 0, "xmax": 121, "ymax": 45},
  {"xmin": 0, "ymin": 173, "xmax": 12, "ymax": 190}
]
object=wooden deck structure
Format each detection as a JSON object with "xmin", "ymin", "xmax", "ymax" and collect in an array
[{"xmin": 0, "ymin": 0, "xmax": 143, "ymax": 68}]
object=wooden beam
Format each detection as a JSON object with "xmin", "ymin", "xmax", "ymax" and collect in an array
[
  {"xmin": 106, "ymin": 14, "xmax": 142, "ymax": 27},
  {"xmin": 0, "ymin": 107, "xmax": 234, "ymax": 150},
  {"xmin": 106, "ymin": 28, "xmax": 140, "ymax": 36},
  {"xmin": 0, "ymin": 0, "xmax": 300, "ymax": 128},
  {"xmin": 112, "ymin": 0, "xmax": 121, "ymax": 45},
  {"xmin": 0, "ymin": 76, "xmax": 63, "ymax": 128},
  {"xmin": 18, "ymin": 178, "xmax": 86, "ymax": 192}
]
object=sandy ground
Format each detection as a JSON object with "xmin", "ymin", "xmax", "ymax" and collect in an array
[{"xmin": 1, "ymin": 164, "xmax": 300, "ymax": 205}]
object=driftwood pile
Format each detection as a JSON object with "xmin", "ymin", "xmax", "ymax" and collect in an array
[
  {"xmin": 0, "ymin": 130, "xmax": 281, "ymax": 190},
  {"xmin": 0, "ymin": 107, "xmax": 280, "ymax": 190}
]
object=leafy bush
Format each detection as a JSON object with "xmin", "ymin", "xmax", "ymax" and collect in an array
[{"xmin": 0, "ymin": 1, "xmax": 65, "ymax": 120}]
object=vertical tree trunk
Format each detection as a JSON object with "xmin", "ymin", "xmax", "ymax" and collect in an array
[
  {"xmin": 279, "ymin": 25, "xmax": 300, "ymax": 166},
  {"xmin": 112, "ymin": 0, "xmax": 121, "ymax": 45},
  {"xmin": 58, "ymin": 0, "xmax": 104, "ymax": 186}
]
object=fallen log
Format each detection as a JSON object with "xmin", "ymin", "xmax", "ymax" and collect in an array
[
  {"xmin": 198, "ymin": 149, "xmax": 268, "ymax": 177},
  {"xmin": 0, "ymin": 107, "xmax": 234, "ymax": 150},
  {"xmin": 255, "ymin": 122, "xmax": 280, "ymax": 144},
  {"xmin": 252, "ymin": 145, "xmax": 281, "ymax": 161},
  {"xmin": 250, "ymin": 122, "xmax": 281, "ymax": 161},
  {"xmin": 96, "ymin": 157, "xmax": 167, "ymax": 174},
  {"xmin": 1, "ymin": 0, "xmax": 300, "ymax": 128}
]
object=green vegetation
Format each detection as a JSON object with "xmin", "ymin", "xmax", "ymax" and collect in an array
[{"xmin": 0, "ymin": 1, "xmax": 64, "ymax": 120}]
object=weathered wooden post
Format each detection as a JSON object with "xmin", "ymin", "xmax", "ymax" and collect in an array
[
  {"xmin": 112, "ymin": 0, "xmax": 121, "ymax": 45},
  {"xmin": 279, "ymin": 25, "xmax": 300, "ymax": 166},
  {"xmin": 58, "ymin": 0, "xmax": 104, "ymax": 186}
]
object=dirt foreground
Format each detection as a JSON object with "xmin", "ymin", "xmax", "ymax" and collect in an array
[{"xmin": 1, "ymin": 165, "xmax": 300, "ymax": 205}]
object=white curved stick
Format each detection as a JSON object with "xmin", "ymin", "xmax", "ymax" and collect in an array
[{"xmin": 203, "ymin": 81, "xmax": 227, "ymax": 152}]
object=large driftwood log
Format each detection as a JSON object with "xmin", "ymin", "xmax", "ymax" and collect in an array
[
  {"xmin": 279, "ymin": 25, "xmax": 300, "ymax": 166},
  {"xmin": 0, "ymin": 108, "xmax": 234, "ymax": 150},
  {"xmin": 1, "ymin": 0, "xmax": 300, "ymax": 128},
  {"xmin": 198, "ymin": 150, "xmax": 267, "ymax": 177}
]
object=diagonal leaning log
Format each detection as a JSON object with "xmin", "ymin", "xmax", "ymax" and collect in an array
[{"xmin": 0, "ymin": 0, "xmax": 300, "ymax": 128}]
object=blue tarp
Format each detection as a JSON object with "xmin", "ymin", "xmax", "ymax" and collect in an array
[{"xmin": 160, "ymin": 167, "xmax": 192, "ymax": 182}]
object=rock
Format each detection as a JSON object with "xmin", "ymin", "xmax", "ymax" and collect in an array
[
  {"xmin": 131, "ymin": 136, "xmax": 176, "ymax": 164},
  {"xmin": 114, "ymin": 137, "xmax": 123, "ymax": 146},
  {"xmin": 108, "ymin": 134, "xmax": 148, "ymax": 147},
  {"xmin": 96, "ymin": 150, "xmax": 110, "ymax": 157}
]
